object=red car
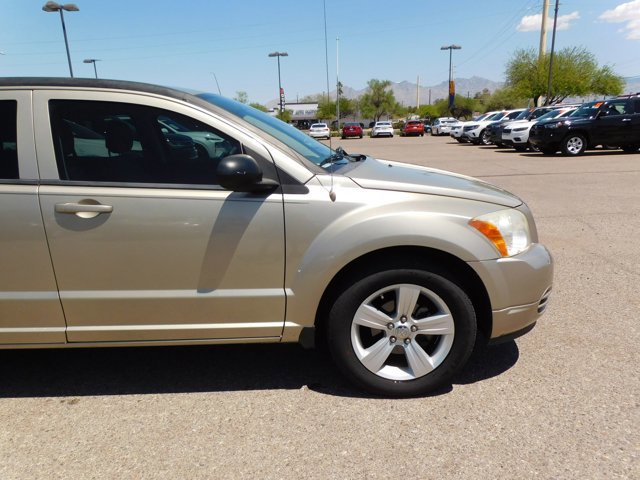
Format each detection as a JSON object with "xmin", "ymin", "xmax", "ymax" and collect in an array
[
  {"xmin": 401, "ymin": 120, "xmax": 425, "ymax": 136},
  {"xmin": 341, "ymin": 122, "xmax": 363, "ymax": 139}
]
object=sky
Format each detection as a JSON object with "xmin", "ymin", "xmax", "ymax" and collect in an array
[{"xmin": 1, "ymin": 0, "xmax": 639, "ymax": 104}]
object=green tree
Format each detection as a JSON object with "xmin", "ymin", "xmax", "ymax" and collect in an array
[
  {"xmin": 234, "ymin": 91, "xmax": 248, "ymax": 104},
  {"xmin": 505, "ymin": 47, "xmax": 624, "ymax": 105},
  {"xmin": 416, "ymin": 104, "xmax": 440, "ymax": 121},
  {"xmin": 359, "ymin": 79, "xmax": 397, "ymax": 122},
  {"xmin": 482, "ymin": 87, "xmax": 529, "ymax": 111},
  {"xmin": 317, "ymin": 97, "xmax": 357, "ymax": 121},
  {"xmin": 317, "ymin": 97, "xmax": 335, "ymax": 119},
  {"xmin": 249, "ymin": 102, "xmax": 268, "ymax": 112},
  {"xmin": 275, "ymin": 109, "xmax": 292, "ymax": 122}
]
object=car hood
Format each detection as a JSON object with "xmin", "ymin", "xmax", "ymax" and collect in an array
[{"xmin": 345, "ymin": 158, "xmax": 522, "ymax": 207}]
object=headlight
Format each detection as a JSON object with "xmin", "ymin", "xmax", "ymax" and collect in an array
[
  {"xmin": 544, "ymin": 122, "xmax": 566, "ymax": 129},
  {"xmin": 513, "ymin": 127, "xmax": 528, "ymax": 132},
  {"xmin": 469, "ymin": 209, "xmax": 531, "ymax": 257}
]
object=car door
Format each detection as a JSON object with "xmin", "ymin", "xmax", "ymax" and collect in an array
[
  {"xmin": 594, "ymin": 100, "xmax": 630, "ymax": 145},
  {"xmin": 33, "ymin": 90, "xmax": 286, "ymax": 343},
  {"xmin": 0, "ymin": 91, "xmax": 67, "ymax": 344},
  {"xmin": 630, "ymin": 98, "xmax": 640, "ymax": 143}
]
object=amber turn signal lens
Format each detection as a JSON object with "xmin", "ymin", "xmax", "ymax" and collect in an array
[{"xmin": 469, "ymin": 219, "xmax": 509, "ymax": 257}]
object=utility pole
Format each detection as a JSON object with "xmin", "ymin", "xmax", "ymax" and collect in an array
[
  {"xmin": 539, "ymin": 0, "xmax": 549, "ymax": 59},
  {"xmin": 546, "ymin": 0, "xmax": 560, "ymax": 105},
  {"xmin": 336, "ymin": 37, "xmax": 340, "ymax": 130}
]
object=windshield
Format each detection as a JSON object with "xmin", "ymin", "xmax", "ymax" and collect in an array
[
  {"xmin": 570, "ymin": 102, "xmax": 601, "ymax": 119},
  {"xmin": 513, "ymin": 109, "xmax": 531, "ymax": 120},
  {"xmin": 473, "ymin": 113, "xmax": 491, "ymax": 121},
  {"xmin": 537, "ymin": 109, "xmax": 569, "ymax": 121},
  {"xmin": 197, "ymin": 93, "xmax": 332, "ymax": 166}
]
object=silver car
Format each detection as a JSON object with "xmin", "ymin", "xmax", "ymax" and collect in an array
[{"xmin": 0, "ymin": 78, "xmax": 553, "ymax": 397}]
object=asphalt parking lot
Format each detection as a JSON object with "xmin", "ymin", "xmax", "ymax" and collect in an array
[{"xmin": 1, "ymin": 135, "xmax": 638, "ymax": 479}]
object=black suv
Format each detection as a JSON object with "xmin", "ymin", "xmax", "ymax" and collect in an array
[{"xmin": 529, "ymin": 95, "xmax": 640, "ymax": 155}]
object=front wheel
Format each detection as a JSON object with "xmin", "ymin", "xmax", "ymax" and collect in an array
[
  {"xmin": 561, "ymin": 134, "xmax": 587, "ymax": 156},
  {"xmin": 326, "ymin": 269, "xmax": 477, "ymax": 397},
  {"xmin": 480, "ymin": 129, "xmax": 491, "ymax": 145}
]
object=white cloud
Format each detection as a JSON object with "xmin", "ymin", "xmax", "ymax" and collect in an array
[
  {"xmin": 517, "ymin": 11, "xmax": 580, "ymax": 32},
  {"xmin": 599, "ymin": 0, "xmax": 640, "ymax": 40}
]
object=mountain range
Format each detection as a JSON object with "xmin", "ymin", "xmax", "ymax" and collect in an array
[{"xmin": 277, "ymin": 76, "xmax": 640, "ymax": 107}]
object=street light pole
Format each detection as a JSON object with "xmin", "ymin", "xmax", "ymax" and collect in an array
[
  {"xmin": 83, "ymin": 58, "xmax": 100, "ymax": 78},
  {"xmin": 42, "ymin": 2, "xmax": 79, "ymax": 78},
  {"xmin": 440, "ymin": 44, "xmax": 461, "ymax": 112},
  {"xmin": 268, "ymin": 51, "xmax": 288, "ymax": 113}
]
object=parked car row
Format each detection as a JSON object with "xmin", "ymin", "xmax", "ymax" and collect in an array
[{"xmin": 446, "ymin": 93, "xmax": 640, "ymax": 156}]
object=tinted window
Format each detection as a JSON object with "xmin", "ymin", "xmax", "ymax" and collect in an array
[
  {"xmin": 0, "ymin": 101, "xmax": 18, "ymax": 180},
  {"xmin": 49, "ymin": 100, "xmax": 241, "ymax": 186}
]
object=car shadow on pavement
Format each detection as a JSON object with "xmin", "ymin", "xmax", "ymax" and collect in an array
[{"xmin": 0, "ymin": 340, "xmax": 518, "ymax": 399}]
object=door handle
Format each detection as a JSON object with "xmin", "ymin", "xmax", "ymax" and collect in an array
[
  {"xmin": 55, "ymin": 202, "xmax": 113, "ymax": 215},
  {"xmin": 622, "ymin": 118, "xmax": 631, "ymax": 122}
]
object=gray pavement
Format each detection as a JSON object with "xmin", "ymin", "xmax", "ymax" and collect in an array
[{"xmin": 1, "ymin": 135, "xmax": 638, "ymax": 479}]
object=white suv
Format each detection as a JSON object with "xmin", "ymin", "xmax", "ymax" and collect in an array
[
  {"xmin": 462, "ymin": 110, "xmax": 520, "ymax": 145},
  {"xmin": 450, "ymin": 112, "xmax": 496, "ymax": 143}
]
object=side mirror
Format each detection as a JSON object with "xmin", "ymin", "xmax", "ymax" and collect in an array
[{"xmin": 217, "ymin": 154, "xmax": 278, "ymax": 193}]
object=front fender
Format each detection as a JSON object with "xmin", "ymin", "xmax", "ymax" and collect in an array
[{"xmin": 282, "ymin": 179, "xmax": 503, "ymax": 332}]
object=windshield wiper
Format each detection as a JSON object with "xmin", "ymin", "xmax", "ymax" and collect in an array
[{"xmin": 320, "ymin": 146, "xmax": 366, "ymax": 167}]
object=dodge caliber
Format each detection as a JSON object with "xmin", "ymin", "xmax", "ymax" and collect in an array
[{"xmin": 0, "ymin": 78, "xmax": 553, "ymax": 397}]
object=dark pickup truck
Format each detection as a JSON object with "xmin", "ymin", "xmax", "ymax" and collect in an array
[{"xmin": 529, "ymin": 94, "xmax": 640, "ymax": 155}]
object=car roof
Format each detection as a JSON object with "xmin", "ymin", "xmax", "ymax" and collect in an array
[
  {"xmin": 0, "ymin": 76, "xmax": 235, "ymax": 121},
  {"xmin": 0, "ymin": 76, "xmax": 194, "ymax": 100}
]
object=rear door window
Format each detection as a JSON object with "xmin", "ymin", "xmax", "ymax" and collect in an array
[{"xmin": 0, "ymin": 101, "xmax": 18, "ymax": 180}]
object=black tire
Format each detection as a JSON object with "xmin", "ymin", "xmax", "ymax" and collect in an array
[
  {"xmin": 621, "ymin": 145, "xmax": 640, "ymax": 153},
  {"xmin": 541, "ymin": 147, "xmax": 556, "ymax": 155},
  {"xmin": 514, "ymin": 145, "xmax": 527, "ymax": 152},
  {"xmin": 528, "ymin": 142, "xmax": 540, "ymax": 153},
  {"xmin": 326, "ymin": 269, "xmax": 477, "ymax": 397},
  {"xmin": 455, "ymin": 138, "xmax": 466, "ymax": 143},
  {"xmin": 561, "ymin": 134, "xmax": 587, "ymax": 156},
  {"xmin": 359, "ymin": 134, "xmax": 363, "ymax": 139},
  {"xmin": 480, "ymin": 129, "xmax": 491, "ymax": 145}
]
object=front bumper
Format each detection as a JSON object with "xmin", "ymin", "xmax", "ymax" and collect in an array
[
  {"xmin": 468, "ymin": 243, "xmax": 554, "ymax": 340},
  {"xmin": 529, "ymin": 127, "xmax": 568, "ymax": 150}
]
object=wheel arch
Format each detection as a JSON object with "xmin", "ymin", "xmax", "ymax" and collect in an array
[
  {"xmin": 563, "ymin": 129, "xmax": 592, "ymax": 146},
  {"xmin": 312, "ymin": 246, "xmax": 492, "ymax": 348}
]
